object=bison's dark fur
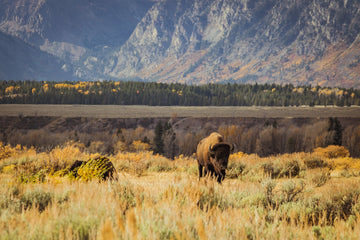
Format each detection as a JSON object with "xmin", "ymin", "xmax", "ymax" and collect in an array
[{"xmin": 196, "ymin": 132, "xmax": 234, "ymax": 183}]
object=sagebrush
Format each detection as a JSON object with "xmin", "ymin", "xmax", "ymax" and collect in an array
[{"xmin": 1, "ymin": 142, "xmax": 360, "ymax": 239}]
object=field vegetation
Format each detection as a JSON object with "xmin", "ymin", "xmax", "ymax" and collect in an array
[
  {"xmin": 1, "ymin": 141, "xmax": 360, "ymax": 239},
  {"xmin": 2, "ymin": 104, "xmax": 360, "ymax": 119},
  {"xmin": 2, "ymin": 79, "xmax": 360, "ymax": 239}
]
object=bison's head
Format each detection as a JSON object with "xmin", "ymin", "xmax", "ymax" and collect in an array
[{"xmin": 209, "ymin": 143, "xmax": 234, "ymax": 180}]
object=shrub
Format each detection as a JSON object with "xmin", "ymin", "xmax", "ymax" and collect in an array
[
  {"xmin": 226, "ymin": 162, "xmax": 246, "ymax": 179},
  {"xmin": 130, "ymin": 160, "xmax": 149, "ymax": 177},
  {"xmin": 76, "ymin": 156, "xmax": 117, "ymax": 181},
  {"xmin": 229, "ymin": 151, "xmax": 246, "ymax": 161},
  {"xmin": 261, "ymin": 162, "xmax": 281, "ymax": 178},
  {"xmin": 280, "ymin": 180, "xmax": 305, "ymax": 203},
  {"xmin": 304, "ymin": 190, "xmax": 360, "ymax": 225},
  {"xmin": 1, "ymin": 186, "xmax": 70, "ymax": 215},
  {"xmin": 148, "ymin": 163, "xmax": 174, "ymax": 172},
  {"xmin": 280, "ymin": 159, "xmax": 301, "ymax": 178},
  {"xmin": 2, "ymin": 164, "xmax": 16, "ymax": 173},
  {"xmin": 340, "ymin": 169, "xmax": 360, "ymax": 178},
  {"xmin": 25, "ymin": 169, "xmax": 47, "ymax": 183},
  {"xmin": 261, "ymin": 179, "xmax": 305, "ymax": 209},
  {"xmin": 20, "ymin": 189, "xmax": 53, "ymax": 212},
  {"xmin": 0, "ymin": 143, "xmax": 22, "ymax": 160},
  {"xmin": 197, "ymin": 185, "xmax": 230, "ymax": 211},
  {"xmin": 88, "ymin": 141, "xmax": 107, "ymax": 154},
  {"xmin": 112, "ymin": 182, "xmax": 137, "ymax": 213},
  {"xmin": 0, "ymin": 184, "xmax": 22, "ymax": 212},
  {"xmin": 113, "ymin": 151, "xmax": 167, "ymax": 176},
  {"xmin": 311, "ymin": 170, "xmax": 331, "ymax": 187},
  {"xmin": 14, "ymin": 159, "xmax": 49, "ymax": 183},
  {"xmin": 312, "ymin": 226, "xmax": 322, "ymax": 239},
  {"xmin": 331, "ymin": 157, "xmax": 360, "ymax": 171},
  {"xmin": 277, "ymin": 185, "xmax": 360, "ymax": 226},
  {"xmin": 131, "ymin": 140, "xmax": 151, "ymax": 152},
  {"xmin": 239, "ymin": 193, "xmax": 268, "ymax": 208},
  {"xmin": 48, "ymin": 142, "xmax": 89, "ymax": 172},
  {"xmin": 261, "ymin": 178, "xmax": 276, "ymax": 207},
  {"xmin": 147, "ymin": 158, "xmax": 176, "ymax": 172},
  {"xmin": 186, "ymin": 164, "xmax": 199, "ymax": 176},
  {"xmin": 314, "ymin": 145, "xmax": 350, "ymax": 159},
  {"xmin": 304, "ymin": 156, "xmax": 328, "ymax": 169},
  {"xmin": 261, "ymin": 159, "xmax": 301, "ymax": 178}
]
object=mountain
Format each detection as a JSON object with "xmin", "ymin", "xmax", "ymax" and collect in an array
[
  {"xmin": 1, "ymin": 0, "xmax": 360, "ymax": 88},
  {"xmin": 104, "ymin": 0, "xmax": 360, "ymax": 87},
  {"xmin": 0, "ymin": 0, "xmax": 155, "ymax": 80},
  {"xmin": 0, "ymin": 31, "xmax": 73, "ymax": 80}
]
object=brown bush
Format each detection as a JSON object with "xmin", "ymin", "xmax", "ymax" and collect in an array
[
  {"xmin": 311, "ymin": 169, "xmax": 331, "ymax": 187},
  {"xmin": 304, "ymin": 156, "xmax": 328, "ymax": 169}
]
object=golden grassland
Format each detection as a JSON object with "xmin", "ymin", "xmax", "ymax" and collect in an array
[{"xmin": 1, "ymin": 142, "xmax": 360, "ymax": 239}]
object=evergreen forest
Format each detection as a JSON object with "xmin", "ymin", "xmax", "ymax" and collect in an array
[{"xmin": 1, "ymin": 80, "xmax": 360, "ymax": 106}]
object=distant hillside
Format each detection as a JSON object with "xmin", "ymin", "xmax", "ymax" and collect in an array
[
  {"xmin": 0, "ymin": 0, "xmax": 154, "ymax": 80},
  {"xmin": 0, "ymin": 32, "xmax": 72, "ymax": 80},
  {"xmin": 1, "ymin": 0, "xmax": 360, "ymax": 87}
]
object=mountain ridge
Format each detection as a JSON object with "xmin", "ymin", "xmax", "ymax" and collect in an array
[
  {"xmin": 1, "ymin": 0, "xmax": 359, "ymax": 88},
  {"xmin": 0, "ymin": 31, "xmax": 73, "ymax": 81}
]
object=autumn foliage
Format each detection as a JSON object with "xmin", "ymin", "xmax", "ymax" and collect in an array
[
  {"xmin": 1, "ymin": 141, "xmax": 360, "ymax": 239},
  {"xmin": 1, "ymin": 80, "xmax": 360, "ymax": 106}
]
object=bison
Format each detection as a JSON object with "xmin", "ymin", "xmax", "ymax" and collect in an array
[{"xmin": 196, "ymin": 132, "xmax": 234, "ymax": 183}]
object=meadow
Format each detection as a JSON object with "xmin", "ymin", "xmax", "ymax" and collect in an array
[
  {"xmin": 1, "ymin": 104, "xmax": 360, "ymax": 118},
  {"xmin": 1, "ymin": 142, "xmax": 360, "ymax": 239}
]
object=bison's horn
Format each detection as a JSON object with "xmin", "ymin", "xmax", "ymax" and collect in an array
[
  {"xmin": 230, "ymin": 143, "xmax": 235, "ymax": 153},
  {"xmin": 209, "ymin": 145, "xmax": 215, "ymax": 154}
]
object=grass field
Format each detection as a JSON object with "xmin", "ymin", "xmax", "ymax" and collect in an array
[
  {"xmin": 1, "ymin": 143, "xmax": 360, "ymax": 239},
  {"xmin": 1, "ymin": 104, "xmax": 360, "ymax": 118},
  {"xmin": 1, "ymin": 104, "xmax": 360, "ymax": 239}
]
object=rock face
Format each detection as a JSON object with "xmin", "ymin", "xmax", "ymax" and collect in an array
[
  {"xmin": 0, "ymin": 0, "xmax": 154, "ymax": 80},
  {"xmin": 1, "ymin": 0, "xmax": 360, "ymax": 87},
  {"xmin": 106, "ymin": 0, "xmax": 360, "ymax": 87}
]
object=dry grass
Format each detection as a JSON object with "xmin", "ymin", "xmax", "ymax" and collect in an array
[
  {"xmin": 1, "ymin": 143, "xmax": 360, "ymax": 239},
  {"xmin": 1, "ymin": 104, "xmax": 360, "ymax": 118}
]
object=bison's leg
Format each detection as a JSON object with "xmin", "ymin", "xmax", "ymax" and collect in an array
[
  {"xmin": 216, "ymin": 174, "xmax": 223, "ymax": 183},
  {"xmin": 203, "ymin": 166, "xmax": 210, "ymax": 178},
  {"xmin": 198, "ymin": 164, "xmax": 203, "ymax": 179},
  {"xmin": 216, "ymin": 170, "xmax": 226, "ymax": 183},
  {"xmin": 205, "ymin": 165, "xmax": 215, "ymax": 179}
]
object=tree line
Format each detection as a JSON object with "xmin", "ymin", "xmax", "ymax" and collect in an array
[
  {"xmin": 157, "ymin": 117, "xmax": 360, "ymax": 158},
  {"xmin": 3, "ymin": 116, "xmax": 359, "ymax": 157},
  {"xmin": 1, "ymin": 80, "xmax": 360, "ymax": 106}
]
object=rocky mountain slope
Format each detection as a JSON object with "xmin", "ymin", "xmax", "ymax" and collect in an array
[
  {"xmin": 0, "ymin": 0, "xmax": 154, "ymax": 80},
  {"xmin": 1, "ymin": 0, "xmax": 360, "ymax": 87}
]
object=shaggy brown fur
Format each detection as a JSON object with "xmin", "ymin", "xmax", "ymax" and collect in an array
[{"xmin": 196, "ymin": 132, "xmax": 233, "ymax": 183}]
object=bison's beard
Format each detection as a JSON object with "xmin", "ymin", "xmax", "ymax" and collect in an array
[{"xmin": 209, "ymin": 158, "xmax": 227, "ymax": 178}]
